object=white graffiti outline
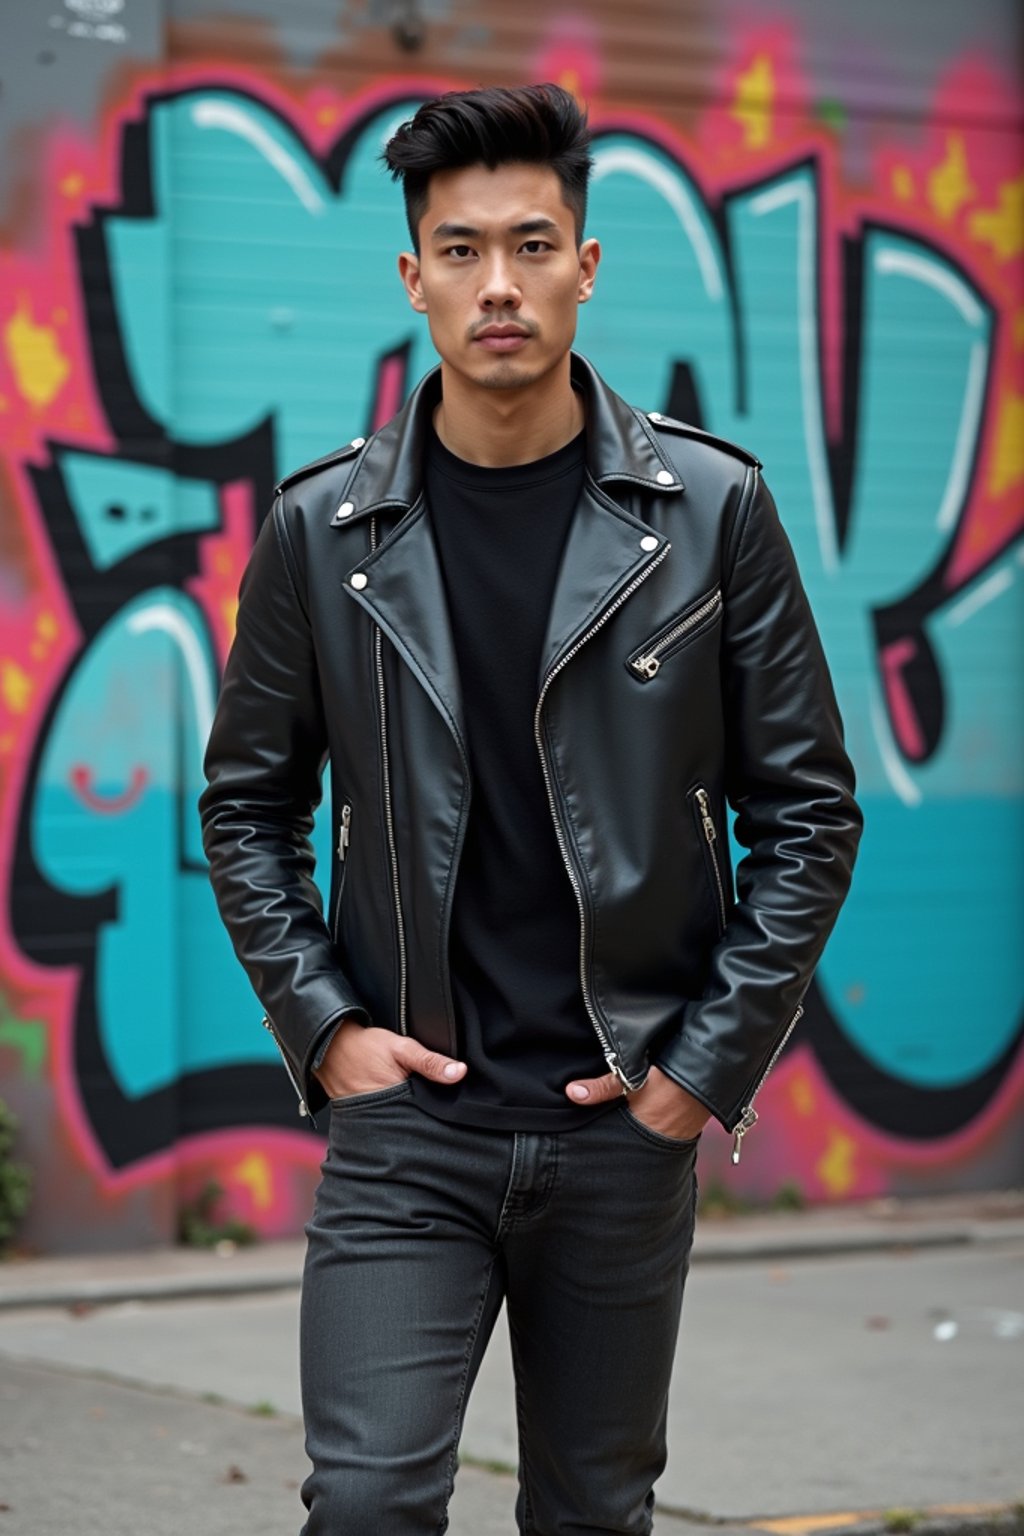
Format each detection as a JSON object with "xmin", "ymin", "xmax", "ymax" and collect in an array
[
  {"xmin": 125, "ymin": 601, "xmax": 216, "ymax": 747},
  {"xmin": 749, "ymin": 178, "xmax": 839, "ymax": 578},
  {"xmin": 944, "ymin": 563, "xmax": 1015, "ymax": 627},
  {"xmin": 874, "ymin": 249, "xmax": 988, "ymax": 535},
  {"xmin": 869, "ymin": 671, "xmax": 923, "ymax": 807},
  {"xmin": 190, "ymin": 100, "xmax": 326, "ymax": 215},
  {"xmin": 591, "ymin": 146, "xmax": 723, "ymax": 304}
]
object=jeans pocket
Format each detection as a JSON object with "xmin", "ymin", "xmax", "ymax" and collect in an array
[
  {"xmin": 616, "ymin": 1102, "xmax": 703, "ymax": 1152},
  {"xmin": 329, "ymin": 1079, "xmax": 413, "ymax": 1110}
]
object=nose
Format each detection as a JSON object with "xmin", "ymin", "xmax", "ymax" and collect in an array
[{"xmin": 478, "ymin": 253, "xmax": 521, "ymax": 310}]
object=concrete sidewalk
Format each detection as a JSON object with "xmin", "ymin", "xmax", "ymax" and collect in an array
[
  {"xmin": 3, "ymin": 1189, "xmax": 1023, "ymax": 1312},
  {"xmin": 1, "ymin": 1192, "xmax": 1022, "ymax": 1535}
]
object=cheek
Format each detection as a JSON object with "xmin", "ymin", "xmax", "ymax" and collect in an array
[{"xmin": 541, "ymin": 277, "xmax": 584, "ymax": 326}]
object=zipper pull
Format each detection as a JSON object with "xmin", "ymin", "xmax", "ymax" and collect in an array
[
  {"xmin": 338, "ymin": 804, "xmax": 351, "ymax": 861},
  {"xmin": 731, "ymin": 1105, "xmax": 757, "ymax": 1164},
  {"xmin": 695, "ymin": 787, "xmax": 716, "ymax": 842},
  {"xmin": 632, "ymin": 654, "xmax": 661, "ymax": 679},
  {"xmin": 603, "ymin": 1049, "xmax": 637, "ymax": 1091}
]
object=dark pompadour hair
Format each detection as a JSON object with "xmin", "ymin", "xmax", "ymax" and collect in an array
[{"xmin": 381, "ymin": 83, "xmax": 593, "ymax": 252}]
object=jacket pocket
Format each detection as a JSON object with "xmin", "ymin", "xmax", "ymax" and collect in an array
[
  {"xmin": 331, "ymin": 802, "xmax": 352, "ymax": 946},
  {"xmin": 689, "ymin": 782, "xmax": 727, "ymax": 935},
  {"xmin": 627, "ymin": 586, "xmax": 722, "ymax": 680}
]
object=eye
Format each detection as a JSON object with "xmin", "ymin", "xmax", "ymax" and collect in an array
[
  {"xmin": 444, "ymin": 245, "xmax": 475, "ymax": 260},
  {"xmin": 521, "ymin": 240, "xmax": 552, "ymax": 254}
]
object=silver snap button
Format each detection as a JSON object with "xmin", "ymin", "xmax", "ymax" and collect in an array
[
  {"xmin": 350, "ymin": 437, "xmax": 366, "ymax": 449},
  {"xmin": 656, "ymin": 469, "xmax": 674, "ymax": 486},
  {"xmin": 335, "ymin": 501, "xmax": 355, "ymax": 520},
  {"xmin": 640, "ymin": 535, "xmax": 659, "ymax": 552},
  {"xmin": 648, "ymin": 411, "xmax": 663, "ymax": 423},
  {"xmin": 350, "ymin": 572, "xmax": 368, "ymax": 590}
]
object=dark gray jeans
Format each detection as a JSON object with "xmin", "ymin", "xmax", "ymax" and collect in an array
[{"xmin": 299, "ymin": 1080, "xmax": 700, "ymax": 1535}]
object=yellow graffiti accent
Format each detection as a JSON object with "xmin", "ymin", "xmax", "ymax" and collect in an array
[
  {"xmin": 891, "ymin": 166, "xmax": 915, "ymax": 202},
  {"xmin": 732, "ymin": 54, "xmax": 774, "ymax": 149},
  {"xmin": 3, "ymin": 298, "xmax": 71, "ymax": 409},
  {"xmin": 754, "ymin": 1504, "xmax": 1012, "ymax": 1534},
  {"xmin": 752, "ymin": 1515, "xmax": 866, "ymax": 1535},
  {"xmin": 1, "ymin": 660, "xmax": 32, "ymax": 714},
  {"xmin": 788, "ymin": 1071, "xmax": 816, "ymax": 1117},
  {"xmin": 988, "ymin": 392, "xmax": 1024, "ymax": 497},
  {"xmin": 59, "ymin": 172, "xmax": 85, "ymax": 198},
  {"xmin": 558, "ymin": 68, "xmax": 583, "ymax": 103},
  {"xmin": 223, "ymin": 596, "xmax": 238, "ymax": 642},
  {"xmin": 969, "ymin": 174, "xmax": 1024, "ymax": 260},
  {"xmin": 927, "ymin": 134, "xmax": 976, "ymax": 221},
  {"xmin": 36, "ymin": 610, "xmax": 59, "ymax": 641},
  {"xmin": 233, "ymin": 1151, "xmax": 273, "ymax": 1210},
  {"xmin": 816, "ymin": 1127, "xmax": 857, "ymax": 1197}
]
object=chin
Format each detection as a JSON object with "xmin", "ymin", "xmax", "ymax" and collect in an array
[{"xmin": 473, "ymin": 353, "xmax": 552, "ymax": 392}]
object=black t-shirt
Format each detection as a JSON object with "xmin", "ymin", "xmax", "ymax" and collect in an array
[{"xmin": 407, "ymin": 423, "xmax": 612, "ymax": 1132}]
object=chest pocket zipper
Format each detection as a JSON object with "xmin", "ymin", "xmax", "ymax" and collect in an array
[
  {"xmin": 691, "ymin": 784, "xmax": 727, "ymax": 934},
  {"xmin": 331, "ymin": 803, "xmax": 352, "ymax": 945},
  {"xmin": 629, "ymin": 587, "xmax": 722, "ymax": 680}
]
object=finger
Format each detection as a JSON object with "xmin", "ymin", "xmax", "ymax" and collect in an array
[
  {"xmin": 394, "ymin": 1038, "xmax": 467, "ymax": 1084},
  {"xmin": 566, "ymin": 1071, "xmax": 624, "ymax": 1104}
]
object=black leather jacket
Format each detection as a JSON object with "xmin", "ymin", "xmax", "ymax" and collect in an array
[{"xmin": 200, "ymin": 353, "xmax": 862, "ymax": 1161}]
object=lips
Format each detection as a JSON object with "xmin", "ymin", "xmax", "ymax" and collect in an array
[{"xmin": 474, "ymin": 326, "xmax": 531, "ymax": 352}]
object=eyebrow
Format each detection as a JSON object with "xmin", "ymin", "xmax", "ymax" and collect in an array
[{"xmin": 430, "ymin": 217, "xmax": 561, "ymax": 241}]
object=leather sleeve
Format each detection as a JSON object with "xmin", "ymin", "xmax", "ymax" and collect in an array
[
  {"xmin": 198, "ymin": 498, "xmax": 370, "ymax": 1120},
  {"xmin": 654, "ymin": 468, "xmax": 863, "ymax": 1131}
]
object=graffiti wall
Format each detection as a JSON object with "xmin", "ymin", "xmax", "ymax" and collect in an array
[{"xmin": 1, "ymin": 0, "xmax": 1021, "ymax": 1252}]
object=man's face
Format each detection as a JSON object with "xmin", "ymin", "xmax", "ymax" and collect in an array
[{"xmin": 398, "ymin": 162, "xmax": 600, "ymax": 392}]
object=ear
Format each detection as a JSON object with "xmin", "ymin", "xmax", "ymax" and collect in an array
[
  {"xmin": 577, "ymin": 237, "xmax": 601, "ymax": 305},
  {"xmin": 398, "ymin": 251, "xmax": 427, "ymax": 313}
]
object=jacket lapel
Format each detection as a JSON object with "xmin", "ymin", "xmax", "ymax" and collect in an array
[
  {"xmin": 335, "ymin": 352, "xmax": 683, "ymax": 736},
  {"xmin": 343, "ymin": 498, "xmax": 468, "ymax": 760}
]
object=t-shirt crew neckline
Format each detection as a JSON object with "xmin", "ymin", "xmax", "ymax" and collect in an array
[{"xmin": 426, "ymin": 425, "xmax": 586, "ymax": 490}]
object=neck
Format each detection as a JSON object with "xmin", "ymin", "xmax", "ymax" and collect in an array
[{"xmin": 433, "ymin": 355, "xmax": 584, "ymax": 467}]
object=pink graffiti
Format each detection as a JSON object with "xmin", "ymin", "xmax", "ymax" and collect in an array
[
  {"xmin": 880, "ymin": 639, "xmax": 926, "ymax": 761},
  {"xmin": 68, "ymin": 763, "xmax": 149, "ymax": 815}
]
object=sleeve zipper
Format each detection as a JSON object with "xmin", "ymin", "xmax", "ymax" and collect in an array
[
  {"xmin": 261, "ymin": 1012, "xmax": 309, "ymax": 1118},
  {"xmin": 730, "ymin": 1002, "xmax": 805, "ymax": 1164}
]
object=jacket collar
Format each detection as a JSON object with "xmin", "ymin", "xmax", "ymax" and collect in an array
[{"xmin": 332, "ymin": 352, "xmax": 682, "ymax": 524}]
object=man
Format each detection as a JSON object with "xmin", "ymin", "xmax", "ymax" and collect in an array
[{"xmin": 200, "ymin": 83, "xmax": 862, "ymax": 1536}]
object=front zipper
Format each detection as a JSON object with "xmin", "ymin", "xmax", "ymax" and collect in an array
[
  {"xmin": 730, "ymin": 1002, "xmax": 805, "ymax": 1164},
  {"xmin": 534, "ymin": 537, "xmax": 672, "ymax": 1089},
  {"xmin": 370, "ymin": 514, "xmax": 408, "ymax": 1033},
  {"xmin": 331, "ymin": 803, "xmax": 352, "ymax": 946},
  {"xmin": 630, "ymin": 587, "xmax": 722, "ymax": 679},
  {"xmin": 261, "ymin": 1012, "xmax": 309, "ymax": 1117},
  {"xmin": 693, "ymin": 785, "xmax": 727, "ymax": 934}
]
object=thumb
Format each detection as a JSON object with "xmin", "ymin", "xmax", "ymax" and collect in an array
[
  {"xmin": 394, "ymin": 1038, "xmax": 467, "ymax": 1085},
  {"xmin": 566, "ymin": 1071, "xmax": 623, "ymax": 1105}
]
